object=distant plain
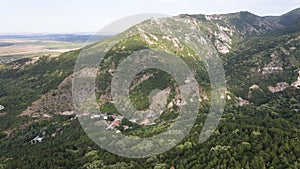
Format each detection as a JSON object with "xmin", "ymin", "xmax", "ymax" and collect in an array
[{"xmin": 0, "ymin": 34, "xmax": 109, "ymax": 63}]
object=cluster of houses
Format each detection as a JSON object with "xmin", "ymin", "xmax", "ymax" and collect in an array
[
  {"xmin": 77, "ymin": 111, "xmax": 110, "ymax": 119},
  {"xmin": 30, "ymin": 136, "xmax": 43, "ymax": 144},
  {"xmin": 29, "ymin": 131, "xmax": 46, "ymax": 144},
  {"xmin": 29, "ymin": 111, "xmax": 136, "ymax": 145},
  {"xmin": 29, "ymin": 128, "xmax": 62, "ymax": 145},
  {"xmin": 78, "ymin": 111, "xmax": 132, "ymax": 132}
]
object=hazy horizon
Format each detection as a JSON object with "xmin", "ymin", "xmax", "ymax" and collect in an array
[{"xmin": 1, "ymin": 0, "xmax": 299, "ymax": 34}]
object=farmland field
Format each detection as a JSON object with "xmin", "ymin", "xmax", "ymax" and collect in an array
[{"xmin": 0, "ymin": 34, "xmax": 109, "ymax": 63}]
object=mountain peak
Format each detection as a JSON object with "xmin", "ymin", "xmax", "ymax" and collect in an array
[{"xmin": 238, "ymin": 11, "xmax": 255, "ymax": 15}]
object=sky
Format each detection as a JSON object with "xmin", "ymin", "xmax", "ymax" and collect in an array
[{"xmin": 0, "ymin": 0, "xmax": 299, "ymax": 33}]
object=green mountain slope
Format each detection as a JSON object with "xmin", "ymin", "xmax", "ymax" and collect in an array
[
  {"xmin": 225, "ymin": 25, "xmax": 300, "ymax": 104},
  {"xmin": 277, "ymin": 8, "xmax": 300, "ymax": 26},
  {"xmin": 0, "ymin": 8, "xmax": 300, "ymax": 169}
]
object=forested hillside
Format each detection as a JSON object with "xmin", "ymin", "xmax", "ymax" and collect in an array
[{"xmin": 0, "ymin": 9, "xmax": 300, "ymax": 169}]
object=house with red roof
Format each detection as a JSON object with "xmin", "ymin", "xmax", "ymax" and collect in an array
[{"xmin": 106, "ymin": 118, "xmax": 121, "ymax": 130}]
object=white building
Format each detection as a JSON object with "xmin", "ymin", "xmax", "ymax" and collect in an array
[
  {"xmin": 0, "ymin": 105, "xmax": 4, "ymax": 111},
  {"xmin": 91, "ymin": 114, "xmax": 101, "ymax": 119}
]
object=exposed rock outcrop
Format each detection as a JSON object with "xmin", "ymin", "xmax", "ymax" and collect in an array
[
  {"xmin": 291, "ymin": 70, "xmax": 300, "ymax": 89},
  {"xmin": 249, "ymin": 85, "xmax": 263, "ymax": 91},
  {"xmin": 267, "ymin": 82, "xmax": 290, "ymax": 93},
  {"xmin": 248, "ymin": 85, "xmax": 263, "ymax": 98}
]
